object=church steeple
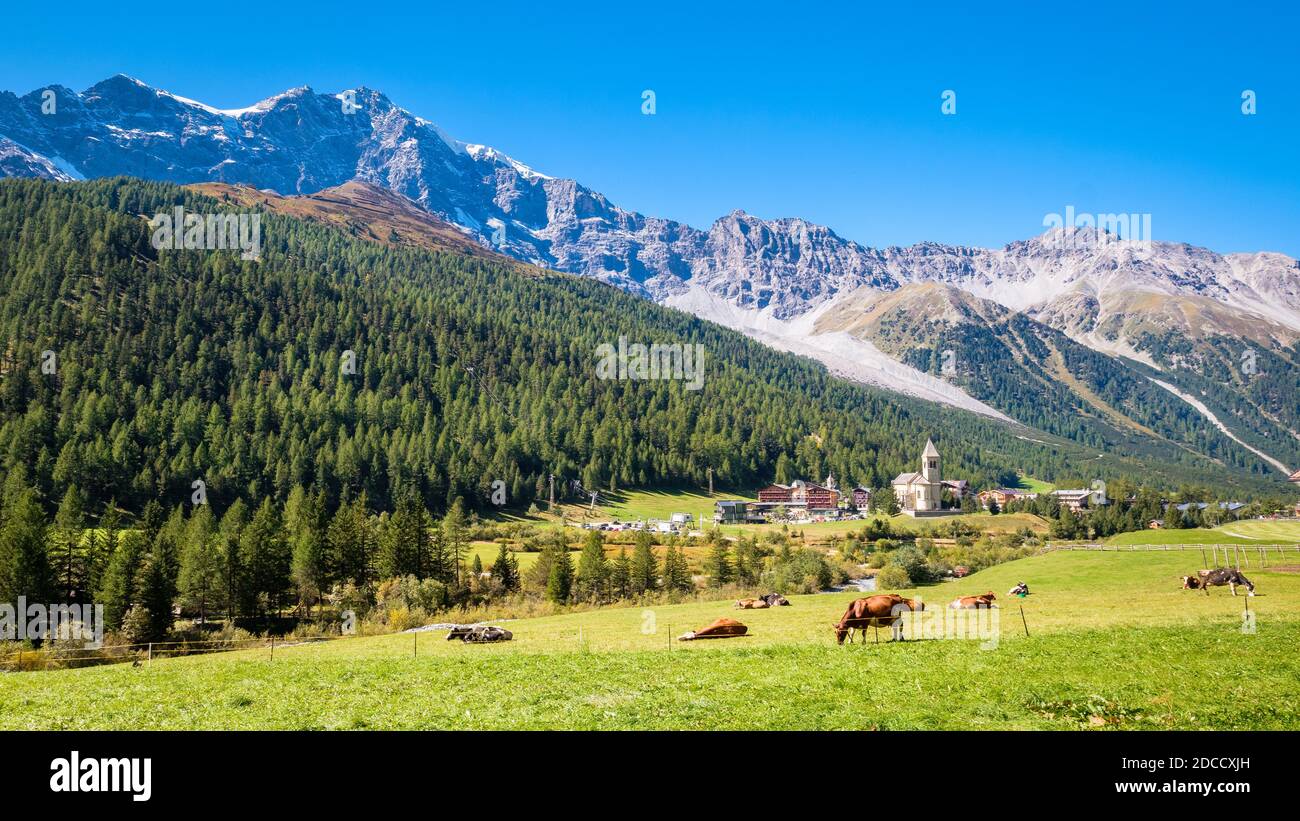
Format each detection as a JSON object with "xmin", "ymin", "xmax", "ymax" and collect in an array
[{"xmin": 921, "ymin": 438, "xmax": 941, "ymax": 483}]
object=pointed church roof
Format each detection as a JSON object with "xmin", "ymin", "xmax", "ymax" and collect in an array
[{"xmin": 922, "ymin": 438, "xmax": 939, "ymax": 458}]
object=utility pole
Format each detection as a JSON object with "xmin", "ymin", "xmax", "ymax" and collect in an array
[
  {"xmin": 707, "ymin": 467, "xmax": 714, "ymax": 497},
  {"xmin": 548, "ymin": 474, "xmax": 555, "ymax": 514}
]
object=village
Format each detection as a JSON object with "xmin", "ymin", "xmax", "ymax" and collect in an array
[{"xmin": 572, "ymin": 439, "xmax": 1300, "ymax": 536}]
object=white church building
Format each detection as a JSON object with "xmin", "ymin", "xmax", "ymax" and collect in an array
[{"xmin": 892, "ymin": 438, "xmax": 964, "ymax": 517}]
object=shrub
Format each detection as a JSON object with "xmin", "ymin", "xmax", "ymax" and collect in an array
[
  {"xmin": 889, "ymin": 545, "xmax": 931, "ymax": 584},
  {"xmin": 874, "ymin": 564, "xmax": 911, "ymax": 591},
  {"xmin": 764, "ymin": 548, "xmax": 834, "ymax": 594}
]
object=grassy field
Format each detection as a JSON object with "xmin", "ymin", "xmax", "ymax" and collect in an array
[
  {"xmin": 1107, "ymin": 520, "xmax": 1300, "ymax": 546},
  {"xmin": 1013, "ymin": 474, "xmax": 1057, "ymax": 494},
  {"xmin": 4, "ymin": 549, "xmax": 1298, "ymax": 730},
  {"xmin": 1213, "ymin": 519, "xmax": 1300, "ymax": 543}
]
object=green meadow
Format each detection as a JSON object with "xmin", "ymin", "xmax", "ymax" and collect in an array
[
  {"xmin": 1107, "ymin": 520, "xmax": 1300, "ymax": 546},
  {"xmin": 3, "ymin": 549, "xmax": 1298, "ymax": 730}
]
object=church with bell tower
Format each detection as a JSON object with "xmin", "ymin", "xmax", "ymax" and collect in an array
[{"xmin": 892, "ymin": 438, "xmax": 953, "ymax": 516}]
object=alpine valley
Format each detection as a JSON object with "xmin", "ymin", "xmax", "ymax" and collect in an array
[{"xmin": 3, "ymin": 75, "xmax": 1297, "ymax": 491}]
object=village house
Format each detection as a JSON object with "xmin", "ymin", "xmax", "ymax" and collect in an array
[
  {"xmin": 1051, "ymin": 488, "xmax": 1109, "ymax": 513},
  {"xmin": 713, "ymin": 500, "xmax": 748, "ymax": 524},
  {"xmin": 893, "ymin": 439, "xmax": 963, "ymax": 517},
  {"xmin": 851, "ymin": 486, "xmax": 873, "ymax": 510},
  {"xmin": 978, "ymin": 487, "xmax": 1039, "ymax": 510},
  {"xmin": 753, "ymin": 475, "xmax": 841, "ymax": 518}
]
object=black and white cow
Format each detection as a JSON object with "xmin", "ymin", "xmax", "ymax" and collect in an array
[
  {"xmin": 446, "ymin": 625, "xmax": 514, "ymax": 643},
  {"xmin": 1182, "ymin": 568, "xmax": 1256, "ymax": 597}
]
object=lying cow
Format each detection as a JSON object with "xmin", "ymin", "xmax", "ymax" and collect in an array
[
  {"xmin": 446, "ymin": 625, "xmax": 513, "ymax": 643},
  {"xmin": 1008, "ymin": 582, "xmax": 1029, "ymax": 596},
  {"xmin": 678, "ymin": 617, "xmax": 748, "ymax": 641},
  {"xmin": 734, "ymin": 598, "xmax": 770, "ymax": 609},
  {"xmin": 833, "ymin": 594, "xmax": 924, "ymax": 645},
  {"xmin": 760, "ymin": 593, "xmax": 791, "ymax": 607},
  {"xmin": 1183, "ymin": 568, "xmax": 1256, "ymax": 597},
  {"xmin": 950, "ymin": 591, "xmax": 997, "ymax": 609}
]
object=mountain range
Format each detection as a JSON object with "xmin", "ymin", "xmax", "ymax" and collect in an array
[{"xmin": 3, "ymin": 75, "xmax": 1297, "ymax": 484}]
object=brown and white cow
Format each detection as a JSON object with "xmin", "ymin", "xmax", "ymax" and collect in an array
[
  {"xmin": 949, "ymin": 591, "xmax": 997, "ymax": 609},
  {"xmin": 833, "ymin": 594, "xmax": 924, "ymax": 645},
  {"xmin": 1182, "ymin": 568, "xmax": 1256, "ymax": 597},
  {"xmin": 678, "ymin": 617, "xmax": 749, "ymax": 641}
]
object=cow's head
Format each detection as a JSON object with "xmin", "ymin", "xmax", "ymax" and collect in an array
[
  {"xmin": 1181, "ymin": 575, "xmax": 1201, "ymax": 590},
  {"xmin": 832, "ymin": 621, "xmax": 850, "ymax": 645}
]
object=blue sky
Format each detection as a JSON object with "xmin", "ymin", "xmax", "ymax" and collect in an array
[{"xmin": 4, "ymin": 0, "xmax": 1298, "ymax": 255}]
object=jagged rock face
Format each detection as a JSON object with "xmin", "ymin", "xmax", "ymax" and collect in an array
[{"xmin": 3, "ymin": 76, "xmax": 1299, "ymax": 340}]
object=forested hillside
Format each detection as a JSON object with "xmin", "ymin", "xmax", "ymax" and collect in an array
[{"xmin": 0, "ymin": 178, "xmax": 1281, "ymax": 527}]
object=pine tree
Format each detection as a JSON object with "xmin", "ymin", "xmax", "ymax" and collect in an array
[
  {"xmin": 178, "ymin": 505, "xmax": 224, "ymax": 622},
  {"xmin": 545, "ymin": 543, "xmax": 574, "ymax": 604},
  {"xmin": 135, "ymin": 539, "xmax": 177, "ymax": 640},
  {"xmin": 610, "ymin": 546, "xmax": 631, "ymax": 599},
  {"xmin": 575, "ymin": 530, "xmax": 608, "ymax": 602},
  {"xmin": 218, "ymin": 499, "xmax": 249, "ymax": 621},
  {"xmin": 490, "ymin": 543, "xmax": 519, "ymax": 592},
  {"xmin": 53, "ymin": 486, "xmax": 87, "ymax": 601},
  {"xmin": 98, "ymin": 531, "xmax": 145, "ymax": 631},
  {"xmin": 442, "ymin": 496, "xmax": 468, "ymax": 586},
  {"xmin": 290, "ymin": 490, "xmax": 331, "ymax": 614},
  {"xmin": 630, "ymin": 530, "xmax": 658, "ymax": 594},
  {"xmin": 237, "ymin": 499, "xmax": 289, "ymax": 618},
  {"xmin": 0, "ymin": 487, "xmax": 54, "ymax": 604},
  {"xmin": 705, "ymin": 539, "xmax": 733, "ymax": 587},
  {"xmin": 661, "ymin": 543, "xmax": 693, "ymax": 594}
]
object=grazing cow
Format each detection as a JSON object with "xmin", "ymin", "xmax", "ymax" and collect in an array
[
  {"xmin": 760, "ymin": 593, "xmax": 791, "ymax": 607},
  {"xmin": 949, "ymin": 591, "xmax": 997, "ymax": 609},
  {"xmin": 1183, "ymin": 569, "xmax": 1256, "ymax": 597},
  {"xmin": 446, "ymin": 625, "xmax": 513, "ymax": 643},
  {"xmin": 678, "ymin": 617, "xmax": 748, "ymax": 641},
  {"xmin": 734, "ymin": 598, "xmax": 770, "ymax": 609},
  {"xmin": 833, "ymin": 594, "xmax": 924, "ymax": 645}
]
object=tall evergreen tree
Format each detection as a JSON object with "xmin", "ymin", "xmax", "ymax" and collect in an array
[
  {"xmin": 177, "ymin": 505, "xmax": 224, "ymax": 622},
  {"xmin": 0, "ymin": 487, "xmax": 54, "ymax": 604},
  {"xmin": 490, "ymin": 542, "xmax": 519, "ymax": 592},
  {"xmin": 545, "ymin": 542, "xmax": 574, "ymax": 604},
  {"xmin": 630, "ymin": 530, "xmax": 658, "ymax": 594},
  {"xmin": 575, "ymin": 531, "xmax": 608, "ymax": 602}
]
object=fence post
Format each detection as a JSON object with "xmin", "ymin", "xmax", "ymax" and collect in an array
[
  {"xmin": 414, "ymin": 631, "xmax": 418, "ymax": 658},
  {"xmin": 270, "ymin": 636, "xmax": 274, "ymax": 661},
  {"xmin": 147, "ymin": 643, "xmax": 152, "ymax": 662}
]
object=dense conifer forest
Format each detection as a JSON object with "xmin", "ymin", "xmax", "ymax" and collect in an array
[{"xmin": 0, "ymin": 177, "xmax": 1282, "ymax": 524}]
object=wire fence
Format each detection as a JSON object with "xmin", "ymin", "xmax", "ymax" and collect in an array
[
  {"xmin": 0, "ymin": 633, "xmax": 357, "ymax": 673},
  {"xmin": 1042, "ymin": 542, "xmax": 1300, "ymax": 569}
]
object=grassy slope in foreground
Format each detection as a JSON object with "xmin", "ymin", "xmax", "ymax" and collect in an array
[{"xmin": 3, "ymin": 550, "xmax": 1298, "ymax": 730}]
